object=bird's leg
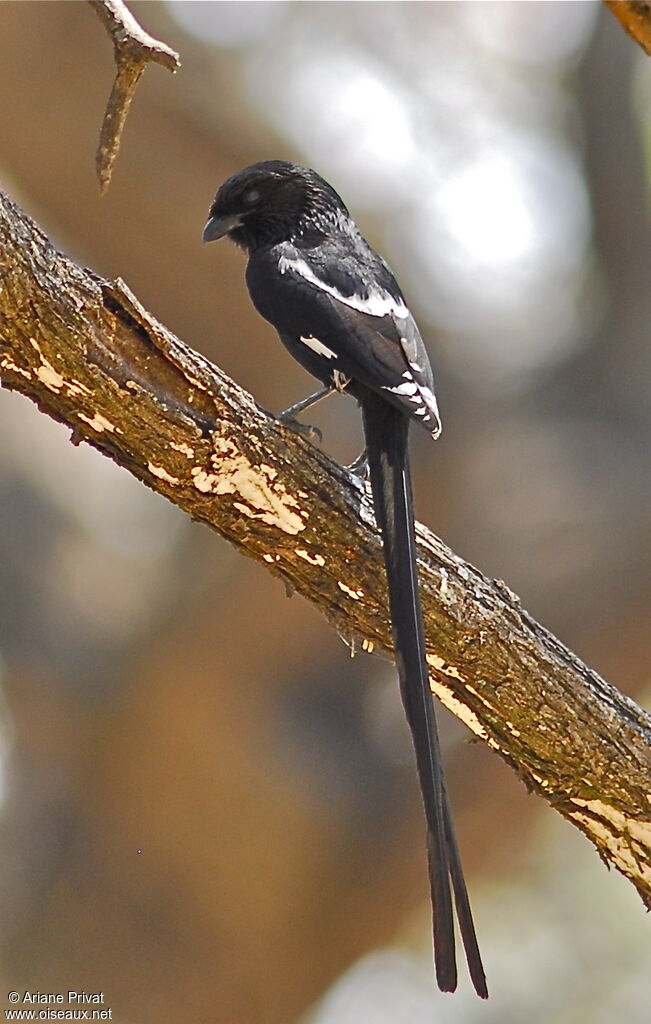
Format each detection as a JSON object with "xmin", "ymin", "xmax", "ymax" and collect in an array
[
  {"xmin": 278, "ymin": 385, "xmax": 335, "ymax": 442},
  {"xmin": 278, "ymin": 385, "xmax": 334, "ymax": 420},
  {"xmin": 347, "ymin": 448, "xmax": 369, "ymax": 480}
]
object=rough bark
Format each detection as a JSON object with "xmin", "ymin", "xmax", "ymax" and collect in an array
[{"xmin": 1, "ymin": 187, "xmax": 650, "ymax": 906}]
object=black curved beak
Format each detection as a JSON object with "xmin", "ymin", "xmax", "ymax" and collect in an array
[{"xmin": 202, "ymin": 212, "xmax": 243, "ymax": 243}]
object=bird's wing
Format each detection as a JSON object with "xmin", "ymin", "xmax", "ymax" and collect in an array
[
  {"xmin": 249, "ymin": 245, "xmax": 441, "ymax": 436},
  {"xmin": 325, "ymin": 298, "xmax": 441, "ymax": 437}
]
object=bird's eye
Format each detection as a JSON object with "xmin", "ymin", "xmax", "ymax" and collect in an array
[{"xmin": 243, "ymin": 189, "xmax": 260, "ymax": 206}]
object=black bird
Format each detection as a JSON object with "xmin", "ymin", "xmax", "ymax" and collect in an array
[{"xmin": 203, "ymin": 160, "xmax": 487, "ymax": 998}]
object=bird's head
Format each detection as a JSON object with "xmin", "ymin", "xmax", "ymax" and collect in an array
[{"xmin": 203, "ymin": 160, "xmax": 349, "ymax": 251}]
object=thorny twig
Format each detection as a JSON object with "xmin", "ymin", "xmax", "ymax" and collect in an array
[{"xmin": 89, "ymin": 0, "xmax": 180, "ymax": 192}]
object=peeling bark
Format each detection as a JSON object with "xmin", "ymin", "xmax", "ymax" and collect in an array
[{"xmin": 1, "ymin": 188, "xmax": 650, "ymax": 905}]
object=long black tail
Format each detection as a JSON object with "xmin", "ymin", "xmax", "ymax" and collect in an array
[{"xmin": 361, "ymin": 390, "xmax": 487, "ymax": 999}]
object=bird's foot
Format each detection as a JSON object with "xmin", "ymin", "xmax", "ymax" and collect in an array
[
  {"xmin": 347, "ymin": 449, "xmax": 369, "ymax": 480},
  {"xmin": 277, "ymin": 386, "xmax": 333, "ymax": 443},
  {"xmin": 278, "ymin": 413, "xmax": 323, "ymax": 444}
]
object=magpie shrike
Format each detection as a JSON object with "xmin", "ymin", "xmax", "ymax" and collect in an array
[{"xmin": 203, "ymin": 160, "xmax": 487, "ymax": 998}]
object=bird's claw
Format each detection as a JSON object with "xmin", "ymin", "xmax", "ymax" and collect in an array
[
  {"xmin": 279, "ymin": 415, "xmax": 323, "ymax": 444},
  {"xmin": 347, "ymin": 450, "xmax": 369, "ymax": 481}
]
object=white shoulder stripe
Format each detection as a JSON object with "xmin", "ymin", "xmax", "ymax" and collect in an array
[{"xmin": 279, "ymin": 254, "xmax": 409, "ymax": 320}]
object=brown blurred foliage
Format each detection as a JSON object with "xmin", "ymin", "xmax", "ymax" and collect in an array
[{"xmin": 0, "ymin": 3, "xmax": 650, "ymax": 1022}]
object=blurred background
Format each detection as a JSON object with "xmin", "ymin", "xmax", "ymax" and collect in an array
[{"xmin": 0, "ymin": 2, "xmax": 650, "ymax": 1021}]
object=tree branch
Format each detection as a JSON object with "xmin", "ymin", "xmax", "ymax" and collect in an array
[
  {"xmin": 604, "ymin": 0, "xmax": 651, "ymax": 55},
  {"xmin": 89, "ymin": 0, "xmax": 181, "ymax": 192},
  {"xmin": 1, "ymin": 188, "xmax": 650, "ymax": 906}
]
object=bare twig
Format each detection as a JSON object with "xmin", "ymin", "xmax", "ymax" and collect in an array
[
  {"xmin": 1, "ymin": 188, "xmax": 650, "ymax": 906},
  {"xmin": 604, "ymin": 0, "xmax": 651, "ymax": 55},
  {"xmin": 89, "ymin": 0, "xmax": 180, "ymax": 192}
]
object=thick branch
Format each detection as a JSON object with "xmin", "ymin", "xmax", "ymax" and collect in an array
[
  {"xmin": 89, "ymin": 0, "xmax": 180, "ymax": 192},
  {"xmin": 1, "ymin": 189, "xmax": 650, "ymax": 905}
]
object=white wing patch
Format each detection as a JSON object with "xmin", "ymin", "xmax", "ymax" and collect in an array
[
  {"xmin": 279, "ymin": 254, "xmax": 409, "ymax": 319},
  {"xmin": 383, "ymin": 369, "xmax": 442, "ymax": 437},
  {"xmin": 299, "ymin": 335, "xmax": 337, "ymax": 359},
  {"xmin": 419, "ymin": 384, "xmax": 439, "ymax": 412},
  {"xmin": 384, "ymin": 380, "xmax": 420, "ymax": 397}
]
